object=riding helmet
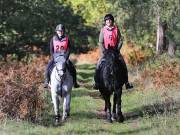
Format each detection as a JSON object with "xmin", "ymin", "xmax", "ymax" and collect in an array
[
  {"xmin": 55, "ymin": 24, "xmax": 65, "ymax": 32},
  {"xmin": 104, "ymin": 14, "xmax": 114, "ymax": 23}
]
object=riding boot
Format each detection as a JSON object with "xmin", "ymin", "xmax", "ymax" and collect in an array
[
  {"xmin": 72, "ymin": 69, "xmax": 80, "ymax": 88},
  {"xmin": 123, "ymin": 68, "xmax": 133, "ymax": 90},
  {"xmin": 68, "ymin": 61, "xmax": 80, "ymax": 88},
  {"xmin": 123, "ymin": 69, "xmax": 133, "ymax": 90},
  {"xmin": 93, "ymin": 68, "xmax": 100, "ymax": 89},
  {"xmin": 44, "ymin": 70, "xmax": 49, "ymax": 88},
  {"xmin": 44, "ymin": 60, "xmax": 53, "ymax": 88},
  {"xmin": 119, "ymin": 56, "xmax": 133, "ymax": 90}
]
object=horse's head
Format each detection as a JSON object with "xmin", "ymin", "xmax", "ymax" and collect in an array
[{"xmin": 53, "ymin": 53, "xmax": 67, "ymax": 80}]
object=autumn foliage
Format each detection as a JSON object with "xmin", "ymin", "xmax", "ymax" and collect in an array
[
  {"xmin": 141, "ymin": 61, "xmax": 180, "ymax": 89},
  {"xmin": 0, "ymin": 57, "xmax": 48, "ymax": 120},
  {"xmin": 71, "ymin": 44, "xmax": 145, "ymax": 65}
]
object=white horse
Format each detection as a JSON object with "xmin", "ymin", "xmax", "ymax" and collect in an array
[{"xmin": 49, "ymin": 53, "xmax": 73, "ymax": 124}]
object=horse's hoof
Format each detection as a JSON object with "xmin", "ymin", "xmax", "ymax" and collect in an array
[
  {"xmin": 54, "ymin": 120, "xmax": 61, "ymax": 126},
  {"xmin": 54, "ymin": 115, "xmax": 61, "ymax": 126},
  {"xmin": 62, "ymin": 116, "xmax": 67, "ymax": 122},
  {"xmin": 112, "ymin": 113, "xmax": 116, "ymax": 121},
  {"xmin": 62, "ymin": 113, "xmax": 70, "ymax": 122},
  {"xmin": 107, "ymin": 118, "xmax": 113, "ymax": 123},
  {"xmin": 117, "ymin": 115, "xmax": 124, "ymax": 123},
  {"xmin": 112, "ymin": 116, "xmax": 116, "ymax": 121}
]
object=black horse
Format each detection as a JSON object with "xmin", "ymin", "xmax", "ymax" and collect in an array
[{"xmin": 98, "ymin": 46, "xmax": 125, "ymax": 123}]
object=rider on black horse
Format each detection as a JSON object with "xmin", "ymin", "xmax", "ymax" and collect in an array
[
  {"xmin": 44, "ymin": 24, "xmax": 80, "ymax": 88},
  {"xmin": 94, "ymin": 14, "xmax": 133, "ymax": 90}
]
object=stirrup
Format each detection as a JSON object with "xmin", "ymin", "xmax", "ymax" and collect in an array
[
  {"xmin": 74, "ymin": 83, "xmax": 80, "ymax": 88},
  {"xmin": 44, "ymin": 83, "xmax": 48, "ymax": 88},
  {"xmin": 125, "ymin": 82, "xmax": 133, "ymax": 90}
]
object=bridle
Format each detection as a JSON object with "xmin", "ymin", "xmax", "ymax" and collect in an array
[
  {"xmin": 54, "ymin": 58, "xmax": 67, "ymax": 97},
  {"xmin": 54, "ymin": 61, "xmax": 67, "ymax": 82}
]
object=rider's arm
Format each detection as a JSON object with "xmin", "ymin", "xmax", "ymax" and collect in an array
[
  {"xmin": 99, "ymin": 28, "xmax": 105, "ymax": 55},
  {"xmin": 64, "ymin": 39, "xmax": 70, "ymax": 60},
  {"xmin": 117, "ymin": 28, "xmax": 123, "ymax": 51},
  {"xmin": 50, "ymin": 38, "xmax": 54, "ymax": 57}
]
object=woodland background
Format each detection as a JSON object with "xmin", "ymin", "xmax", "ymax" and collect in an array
[{"xmin": 0, "ymin": 0, "xmax": 179, "ymax": 135}]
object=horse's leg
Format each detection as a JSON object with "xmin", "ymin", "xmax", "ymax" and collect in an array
[
  {"xmin": 104, "ymin": 102, "xmax": 107, "ymax": 112},
  {"xmin": 101, "ymin": 93, "xmax": 107, "ymax": 112},
  {"xmin": 116, "ymin": 88, "xmax": 124, "ymax": 122},
  {"xmin": 112, "ymin": 92, "xmax": 117, "ymax": 121},
  {"xmin": 62, "ymin": 93, "xmax": 71, "ymax": 121},
  {"xmin": 104, "ymin": 95, "xmax": 112, "ymax": 123},
  {"xmin": 51, "ymin": 90, "xmax": 60, "ymax": 124}
]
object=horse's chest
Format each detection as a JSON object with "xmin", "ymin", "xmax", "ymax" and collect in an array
[{"xmin": 51, "ymin": 70, "xmax": 73, "ymax": 95}]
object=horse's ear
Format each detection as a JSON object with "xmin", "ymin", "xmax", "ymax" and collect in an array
[
  {"xmin": 108, "ymin": 45, "xmax": 114, "ymax": 51},
  {"xmin": 108, "ymin": 44, "xmax": 110, "ymax": 50},
  {"xmin": 103, "ymin": 45, "xmax": 108, "ymax": 53}
]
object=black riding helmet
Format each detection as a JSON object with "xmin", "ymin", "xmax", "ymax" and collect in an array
[
  {"xmin": 55, "ymin": 24, "xmax": 65, "ymax": 32},
  {"xmin": 104, "ymin": 14, "xmax": 114, "ymax": 23}
]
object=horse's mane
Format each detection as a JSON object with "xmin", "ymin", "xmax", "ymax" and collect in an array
[{"xmin": 99, "ymin": 47, "xmax": 124, "ymax": 90}]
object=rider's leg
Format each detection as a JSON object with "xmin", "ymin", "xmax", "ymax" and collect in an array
[
  {"xmin": 67, "ymin": 60, "xmax": 80, "ymax": 88},
  {"xmin": 44, "ymin": 59, "xmax": 54, "ymax": 88},
  {"xmin": 93, "ymin": 58, "xmax": 103, "ymax": 89},
  {"xmin": 119, "ymin": 55, "xmax": 133, "ymax": 89}
]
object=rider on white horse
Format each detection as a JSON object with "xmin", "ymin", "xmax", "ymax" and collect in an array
[
  {"xmin": 50, "ymin": 52, "xmax": 74, "ymax": 123},
  {"xmin": 44, "ymin": 24, "xmax": 80, "ymax": 88}
]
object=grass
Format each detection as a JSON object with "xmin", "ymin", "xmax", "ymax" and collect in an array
[{"xmin": 0, "ymin": 64, "xmax": 179, "ymax": 135}]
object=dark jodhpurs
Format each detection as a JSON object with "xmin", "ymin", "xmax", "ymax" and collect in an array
[
  {"xmin": 94, "ymin": 54, "xmax": 128, "ymax": 85},
  {"xmin": 44, "ymin": 59, "xmax": 77, "ymax": 84}
]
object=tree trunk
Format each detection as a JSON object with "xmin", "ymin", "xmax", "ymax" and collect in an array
[
  {"xmin": 156, "ymin": 16, "xmax": 167, "ymax": 54},
  {"xmin": 168, "ymin": 39, "xmax": 176, "ymax": 57}
]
